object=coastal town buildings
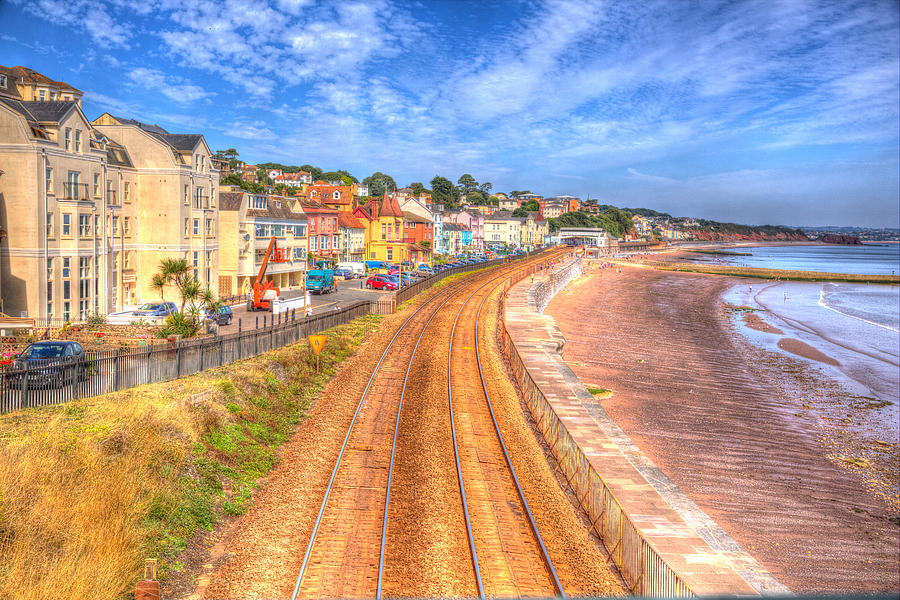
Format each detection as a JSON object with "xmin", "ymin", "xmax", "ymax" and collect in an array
[
  {"xmin": 0, "ymin": 90, "xmax": 218, "ymax": 319},
  {"xmin": 441, "ymin": 222, "xmax": 471, "ymax": 254},
  {"xmin": 444, "ymin": 209, "xmax": 485, "ymax": 252},
  {"xmin": 218, "ymin": 190, "xmax": 308, "ymax": 296},
  {"xmin": 484, "ymin": 212, "xmax": 522, "ymax": 250},
  {"xmin": 298, "ymin": 200, "xmax": 340, "ymax": 264},
  {"xmin": 498, "ymin": 196, "xmax": 520, "ymax": 211}
]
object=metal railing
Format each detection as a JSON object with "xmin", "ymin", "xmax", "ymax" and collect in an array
[
  {"xmin": 0, "ymin": 302, "xmax": 370, "ymax": 415},
  {"xmin": 497, "ymin": 258, "xmax": 693, "ymax": 596}
]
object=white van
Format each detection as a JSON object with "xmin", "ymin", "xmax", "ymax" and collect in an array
[{"xmin": 336, "ymin": 262, "xmax": 366, "ymax": 278}]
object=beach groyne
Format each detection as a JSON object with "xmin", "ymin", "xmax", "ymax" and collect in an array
[
  {"xmin": 500, "ymin": 260, "xmax": 788, "ymax": 596},
  {"xmin": 636, "ymin": 260, "xmax": 900, "ymax": 284}
]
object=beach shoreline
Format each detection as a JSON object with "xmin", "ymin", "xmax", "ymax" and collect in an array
[{"xmin": 545, "ymin": 264, "xmax": 899, "ymax": 593}]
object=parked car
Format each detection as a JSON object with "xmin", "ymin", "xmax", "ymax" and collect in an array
[
  {"xmin": 400, "ymin": 260, "xmax": 415, "ymax": 270},
  {"xmin": 366, "ymin": 275, "xmax": 398, "ymax": 291},
  {"xmin": 6, "ymin": 341, "xmax": 86, "ymax": 387},
  {"xmin": 336, "ymin": 261, "xmax": 366, "ymax": 278},
  {"xmin": 415, "ymin": 264, "xmax": 434, "ymax": 276},
  {"xmin": 133, "ymin": 301, "xmax": 177, "ymax": 317},
  {"xmin": 333, "ymin": 267, "xmax": 354, "ymax": 279},
  {"xmin": 205, "ymin": 305, "xmax": 233, "ymax": 325}
]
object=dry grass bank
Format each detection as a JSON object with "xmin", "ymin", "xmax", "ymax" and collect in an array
[{"xmin": 0, "ymin": 314, "xmax": 382, "ymax": 600}]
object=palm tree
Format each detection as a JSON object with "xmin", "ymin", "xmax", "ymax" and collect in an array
[{"xmin": 150, "ymin": 273, "xmax": 171, "ymax": 315}]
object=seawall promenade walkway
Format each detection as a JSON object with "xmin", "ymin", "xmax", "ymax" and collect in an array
[{"xmin": 502, "ymin": 261, "xmax": 789, "ymax": 595}]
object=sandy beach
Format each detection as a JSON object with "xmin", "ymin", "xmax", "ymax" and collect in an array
[{"xmin": 545, "ymin": 265, "xmax": 899, "ymax": 593}]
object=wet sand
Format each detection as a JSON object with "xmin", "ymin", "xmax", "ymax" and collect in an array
[{"xmin": 545, "ymin": 266, "xmax": 899, "ymax": 594}]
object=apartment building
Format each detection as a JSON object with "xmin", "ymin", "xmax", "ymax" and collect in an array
[
  {"xmin": 218, "ymin": 191, "xmax": 308, "ymax": 296},
  {"xmin": 0, "ymin": 65, "xmax": 84, "ymax": 105},
  {"xmin": 0, "ymin": 98, "xmax": 146, "ymax": 318},
  {"xmin": 444, "ymin": 209, "xmax": 484, "ymax": 252},
  {"xmin": 402, "ymin": 212, "xmax": 434, "ymax": 264},
  {"xmin": 441, "ymin": 223, "xmax": 471, "ymax": 255},
  {"xmin": 400, "ymin": 195, "xmax": 444, "ymax": 255}
]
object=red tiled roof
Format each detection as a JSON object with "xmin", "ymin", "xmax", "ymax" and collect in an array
[
  {"xmin": 379, "ymin": 192, "xmax": 403, "ymax": 218},
  {"xmin": 338, "ymin": 212, "xmax": 365, "ymax": 229}
]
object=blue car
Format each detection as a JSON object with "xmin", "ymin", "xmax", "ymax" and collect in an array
[
  {"xmin": 133, "ymin": 301, "xmax": 177, "ymax": 317},
  {"xmin": 6, "ymin": 341, "xmax": 86, "ymax": 387}
]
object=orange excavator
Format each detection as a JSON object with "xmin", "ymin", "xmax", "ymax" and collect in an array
[{"xmin": 249, "ymin": 236, "xmax": 291, "ymax": 311}]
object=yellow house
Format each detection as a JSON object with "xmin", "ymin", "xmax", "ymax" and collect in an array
[
  {"xmin": 0, "ymin": 65, "xmax": 84, "ymax": 105},
  {"xmin": 354, "ymin": 193, "xmax": 407, "ymax": 263}
]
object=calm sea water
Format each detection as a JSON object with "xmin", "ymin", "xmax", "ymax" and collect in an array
[
  {"xmin": 694, "ymin": 243, "xmax": 900, "ymax": 275},
  {"xmin": 722, "ymin": 245, "xmax": 899, "ymax": 439}
]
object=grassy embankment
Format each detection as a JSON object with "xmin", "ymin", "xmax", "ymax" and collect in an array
[
  {"xmin": 638, "ymin": 261, "xmax": 900, "ymax": 284},
  {"xmin": 0, "ymin": 313, "xmax": 382, "ymax": 600}
]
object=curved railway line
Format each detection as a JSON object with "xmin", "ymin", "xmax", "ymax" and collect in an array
[{"xmin": 289, "ymin": 250, "xmax": 570, "ymax": 599}]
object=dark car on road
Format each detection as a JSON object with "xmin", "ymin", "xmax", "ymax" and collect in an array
[
  {"xmin": 6, "ymin": 341, "xmax": 86, "ymax": 387},
  {"xmin": 333, "ymin": 267, "xmax": 353, "ymax": 279},
  {"xmin": 366, "ymin": 275, "xmax": 398, "ymax": 291},
  {"xmin": 205, "ymin": 305, "xmax": 234, "ymax": 325}
]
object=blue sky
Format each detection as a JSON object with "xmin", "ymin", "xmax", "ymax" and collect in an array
[{"xmin": 2, "ymin": 0, "xmax": 898, "ymax": 227}]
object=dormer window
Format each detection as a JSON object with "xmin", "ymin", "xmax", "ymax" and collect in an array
[
  {"xmin": 333, "ymin": 191, "xmax": 340, "ymax": 200},
  {"xmin": 0, "ymin": 74, "xmax": 7, "ymax": 88}
]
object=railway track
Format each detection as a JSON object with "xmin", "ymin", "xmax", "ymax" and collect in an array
[{"xmin": 290, "ymin": 251, "xmax": 567, "ymax": 599}]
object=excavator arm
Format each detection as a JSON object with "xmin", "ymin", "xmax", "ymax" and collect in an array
[{"xmin": 251, "ymin": 237, "xmax": 290, "ymax": 310}]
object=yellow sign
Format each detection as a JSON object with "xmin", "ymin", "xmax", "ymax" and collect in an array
[{"xmin": 308, "ymin": 334, "xmax": 327, "ymax": 355}]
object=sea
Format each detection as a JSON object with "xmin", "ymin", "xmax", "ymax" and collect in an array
[{"xmin": 720, "ymin": 244, "xmax": 899, "ymax": 441}]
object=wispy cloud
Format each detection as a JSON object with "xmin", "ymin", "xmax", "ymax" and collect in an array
[{"xmin": 127, "ymin": 68, "xmax": 214, "ymax": 104}]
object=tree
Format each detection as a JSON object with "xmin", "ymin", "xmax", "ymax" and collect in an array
[
  {"xmin": 363, "ymin": 172, "xmax": 397, "ymax": 198},
  {"xmin": 510, "ymin": 190, "xmax": 531, "ymax": 198},
  {"xmin": 457, "ymin": 173, "xmax": 478, "ymax": 195},
  {"xmin": 418, "ymin": 240, "xmax": 431, "ymax": 250},
  {"xmin": 256, "ymin": 168, "xmax": 273, "ymax": 186},
  {"xmin": 300, "ymin": 164, "xmax": 322, "ymax": 181},
  {"xmin": 320, "ymin": 170, "xmax": 357, "ymax": 184},
  {"xmin": 466, "ymin": 191, "xmax": 486, "ymax": 205},
  {"xmin": 512, "ymin": 207, "xmax": 530, "ymax": 217},
  {"xmin": 221, "ymin": 173, "xmax": 243, "ymax": 186},
  {"xmin": 409, "ymin": 182, "xmax": 427, "ymax": 195},
  {"xmin": 479, "ymin": 182, "xmax": 492, "ymax": 195},
  {"xmin": 522, "ymin": 199, "xmax": 540, "ymax": 212},
  {"xmin": 430, "ymin": 175, "xmax": 459, "ymax": 207}
]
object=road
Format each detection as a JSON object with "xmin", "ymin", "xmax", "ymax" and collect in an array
[{"xmin": 220, "ymin": 278, "xmax": 391, "ymax": 334}]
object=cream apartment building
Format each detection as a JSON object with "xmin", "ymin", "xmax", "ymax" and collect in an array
[
  {"xmin": 484, "ymin": 213, "xmax": 522, "ymax": 250},
  {"xmin": 92, "ymin": 113, "xmax": 220, "ymax": 306},
  {"xmin": 218, "ymin": 191, "xmax": 308, "ymax": 296},
  {"xmin": 0, "ymin": 98, "xmax": 144, "ymax": 319}
]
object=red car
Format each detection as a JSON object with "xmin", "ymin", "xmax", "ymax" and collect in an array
[
  {"xmin": 366, "ymin": 275, "xmax": 398, "ymax": 290},
  {"xmin": 387, "ymin": 264, "xmax": 401, "ymax": 275}
]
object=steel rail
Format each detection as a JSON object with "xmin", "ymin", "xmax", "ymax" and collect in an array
[
  {"xmin": 377, "ymin": 264, "xmax": 533, "ymax": 599},
  {"xmin": 290, "ymin": 272, "xmax": 491, "ymax": 600},
  {"xmin": 473, "ymin": 269, "xmax": 567, "ymax": 597}
]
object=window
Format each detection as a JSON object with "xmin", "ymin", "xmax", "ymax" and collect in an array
[
  {"xmin": 62, "ymin": 213, "xmax": 71, "ymax": 236},
  {"xmin": 192, "ymin": 251, "xmax": 199, "ymax": 281},
  {"xmin": 251, "ymin": 196, "xmax": 267, "ymax": 209},
  {"xmin": 294, "ymin": 224, "xmax": 306, "ymax": 237},
  {"xmin": 79, "ymin": 258, "xmax": 90, "ymax": 300},
  {"xmin": 45, "ymin": 166, "xmax": 52, "ymax": 193},
  {"xmin": 124, "ymin": 252, "xmax": 131, "ymax": 269},
  {"xmin": 386, "ymin": 247, "xmax": 393, "ymax": 261},
  {"xmin": 206, "ymin": 251, "xmax": 213, "ymax": 284},
  {"xmin": 192, "ymin": 219, "xmax": 199, "ymax": 235},
  {"xmin": 382, "ymin": 223, "xmax": 387, "ymax": 240},
  {"xmin": 293, "ymin": 247, "xmax": 304, "ymax": 260},
  {"xmin": 39, "ymin": 89, "xmax": 46, "ymax": 101},
  {"xmin": 310, "ymin": 236, "xmax": 318, "ymax": 251},
  {"xmin": 112, "ymin": 216, "xmax": 119, "ymax": 237},
  {"xmin": 0, "ymin": 74, "xmax": 6, "ymax": 88},
  {"xmin": 321, "ymin": 236, "xmax": 328, "ymax": 250},
  {"xmin": 194, "ymin": 186, "xmax": 203, "ymax": 209},
  {"xmin": 123, "ymin": 217, "xmax": 130, "ymax": 236},
  {"xmin": 395, "ymin": 223, "xmax": 400, "ymax": 238},
  {"xmin": 333, "ymin": 190, "xmax": 340, "ymax": 200},
  {"xmin": 50, "ymin": 91, "xmax": 57, "ymax": 100},
  {"xmin": 184, "ymin": 184, "xmax": 189, "ymax": 205},
  {"xmin": 79, "ymin": 214, "xmax": 91, "ymax": 237},
  {"xmin": 184, "ymin": 218, "xmax": 190, "ymax": 237},
  {"xmin": 65, "ymin": 128, "xmax": 71, "ymax": 151},
  {"xmin": 272, "ymin": 224, "xmax": 283, "ymax": 237},
  {"xmin": 46, "ymin": 212, "xmax": 54, "ymax": 237},
  {"xmin": 75, "ymin": 130, "xmax": 82, "ymax": 153},
  {"xmin": 124, "ymin": 182, "xmax": 131, "ymax": 202},
  {"xmin": 93, "ymin": 173, "xmax": 100, "ymax": 196},
  {"xmin": 206, "ymin": 218, "xmax": 213, "ymax": 236},
  {"xmin": 79, "ymin": 299, "xmax": 90, "ymax": 320}
]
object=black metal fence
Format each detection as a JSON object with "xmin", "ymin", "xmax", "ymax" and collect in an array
[{"xmin": 0, "ymin": 301, "xmax": 370, "ymax": 415}]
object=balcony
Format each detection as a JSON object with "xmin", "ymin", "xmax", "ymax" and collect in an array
[
  {"xmin": 193, "ymin": 195, "xmax": 210, "ymax": 210},
  {"xmin": 60, "ymin": 182, "xmax": 90, "ymax": 201}
]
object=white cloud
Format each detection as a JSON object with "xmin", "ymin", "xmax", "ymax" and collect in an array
[{"xmin": 127, "ymin": 68, "xmax": 214, "ymax": 103}]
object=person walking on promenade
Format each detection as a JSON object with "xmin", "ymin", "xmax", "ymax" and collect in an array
[{"xmin": 305, "ymin": 304, "xmax": 313, "ymax": 318}]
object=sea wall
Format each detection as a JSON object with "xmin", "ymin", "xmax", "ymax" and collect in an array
[{"xmin": 500, "ymin": 261, "xmax": 788, "ymax": 596}]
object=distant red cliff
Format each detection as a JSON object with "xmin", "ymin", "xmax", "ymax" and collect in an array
[{"xmin": 819, "ymin": 234, "xmax": 862, "ymax": 245}]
